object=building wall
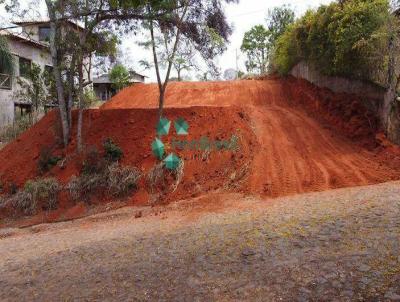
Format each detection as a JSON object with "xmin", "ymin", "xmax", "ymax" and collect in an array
[{"xmin": 0, "ymin": 38, "xmax": 52, "ymax": 127}]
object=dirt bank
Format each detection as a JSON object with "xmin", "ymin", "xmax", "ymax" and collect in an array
[{"xmin": 1, "ymin": 78, "xmax": 400, "ymax": 226}]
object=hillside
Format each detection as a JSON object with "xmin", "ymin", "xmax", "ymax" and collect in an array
[{"xmin": 1, "ymin": 77, "xmax": 400, "ymax": 226}]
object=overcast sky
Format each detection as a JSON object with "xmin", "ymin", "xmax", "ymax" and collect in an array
[{"xmin": 1, "ymin": 0, "xmax": 333, "ymax": 82}]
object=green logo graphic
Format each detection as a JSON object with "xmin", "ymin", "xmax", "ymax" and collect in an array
[
  {"xmin": 156, "ymin": 117, "xmax": 171, "ymax": 136},
  {"xmin": 152, "ymin": 117, "xmax": 186, "ymax": 170},
  {"xmin": 163, "ymin": 153, "xmax": 180, "ymax": 170},
  {"xmin": 174, "ymin": 117, "xmax": 189, "ymax": 135},
  {"xmin": 151, "ymin": 116, "xmax": 239, "ymax": 170},
  {"xmin": 151, "ymin": 138, "xmax": 165, "ymax": 159}
]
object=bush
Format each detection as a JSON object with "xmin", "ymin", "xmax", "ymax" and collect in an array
[
  {"xmin": 0, "ymin": 113, "xmax": 41, "ymax": 145},
  {"xmin": 67, "ymin": 173, "xmax": 105, "ymax": 202},
  {"xmin": 271, "ymin": 0, "xmax": 391, "ymax": 85},
  {"xmin": 81, "ymin": 146, "xmax": 107, "ymax": 175},
  {"xmin": 68, "ymin": 162, "xmax": 140, "ymax": 202},
  {"xmin": 9, "ymin": 177, "xmax": 61, "ymax": 215},
  {"xmin": 106, "ymin": 163, "xmax": 141, "ymax": 197},
  {"xmin": 103, "ymin": 138, "xmax": 123, "ymax": 162},
  {"xmin": 38, "ymin": 147, "xmax": 61, "ymax": 174}
]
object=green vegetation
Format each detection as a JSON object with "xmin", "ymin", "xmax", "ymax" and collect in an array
[
  {"xmin": 109, "ymin": 64, "xmax": 130, "ymax": 91},
  {"xmin": 271, "ymin": 0, "xmax": 392, "ymax": 85},
  {"xmin": 68, "ymin": 142, "xmax": 140, "ymax": 202},
  {"xmin": 5, "ymin": 178, "xmax": 61, "ymax": 215},
  {"xmin": 38, "ymin": 147, "xmax": 61, "ymax": 174},
  {"xmin": 241, "ymin": 25, "xmax": 270, "ymax": 74},
  {"xmin": 103, "ymin": 138, "xmax": 123, "ymax": 162},
  {"xmin": 0, "ymin": 36, "xmax": 13, "ymax": 74}
]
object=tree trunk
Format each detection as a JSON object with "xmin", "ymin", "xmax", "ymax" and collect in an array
[
  {"xmin": 77, "ymin": 57, "xmax": 85, "ymax": 153},
  {"xmin": 45, "ymin": 0, "xmax": 70, "ymax": 147},
  {"xmin": 383, "ymin": 24, "xmax": 400, "ymax": 144},
  {"xmin": 149, "ymin": 2, "xmax": 189, "ymax": 120}
]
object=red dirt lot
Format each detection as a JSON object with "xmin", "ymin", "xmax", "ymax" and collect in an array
[{"xmin": 1, "ymin": 77, "xmax": 400, "ymax": 226}]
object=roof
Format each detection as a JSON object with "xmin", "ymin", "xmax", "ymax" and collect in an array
[
  {"xmin": 0, "ymin": 30, "xmax": 49, "ymax": 50},
  {"xmin": 93, "ymin": 71, "xmax": 147, "ymax": 84},
  {"xmin": 13, "ymin": 19, "xmax": 85, "ymax": 31}
]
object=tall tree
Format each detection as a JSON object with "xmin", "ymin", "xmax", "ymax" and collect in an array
[
  {"xmin": 145, "ymin": 0, "xmax": 235, "ymax": 119},
  {"xmin": 266, "ymin": 5, "xmax": 295, "ymax": 48},
  {"xmin": 241, "ymin": 25, "xmax": 270, "ymax": 74},
  {"xmin": 109, "ymin": 64, "xmax": 130, "ymax": 91}
]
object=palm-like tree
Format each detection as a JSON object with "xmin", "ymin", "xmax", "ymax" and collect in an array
[{"xmin": 0, "ymin": 36, "xmax": 14, "ymax": 74}]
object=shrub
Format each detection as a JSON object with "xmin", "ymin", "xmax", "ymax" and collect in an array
[
  {"xmin": 271, "ymin": 0, "xmax": 391, "ymax": 85},
  {"xmin": 103, "ymin": 138, "xmax": 123, "ymax": 162},
  {"xmin": 9, "ymin": 177, "xmax": 61, "ymax": 215},
  {"xmin": 146, "ymin": 159, "xmax": 184, "ymax": 197},
  {"xmin": 38, "ymin": 147, "xmax": 61, "ymax": 174},
  {"xmin": 106, "ymin": 163, "xmax": 141, "ymax": 197},
  {"xmin": 81, "ymin": 146, "xmax": 107, "ymax": 175},
  {"xmin": 68, "ymin": 162, "xmax": 140, "ymax": 202},
  {"xmin": 67, "ymin": 173, "xmax": 105, "ymax": 202},
  {"xmin": 146, "ymin": 162, "xmax": 165, "ymax": 194}
]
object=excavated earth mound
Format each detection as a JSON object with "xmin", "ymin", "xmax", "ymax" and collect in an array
[{"xmin": 1, "ymin": 77, "xmax": 400, "ymax": 226}]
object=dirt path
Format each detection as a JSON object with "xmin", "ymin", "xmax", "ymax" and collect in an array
[{"xmin": 1, "ymin": 182, "xmax": 400, "ymax": 301}]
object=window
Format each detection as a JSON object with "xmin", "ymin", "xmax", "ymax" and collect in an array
[
  {"xmin": 19, "ymin": 57, "xmax": 32, "ymax": 78},
  {"xmin": 38, "ymin": 26, "xmax": 51, "ymax": 42}
]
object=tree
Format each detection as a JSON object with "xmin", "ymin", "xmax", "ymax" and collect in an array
[
  {"xmin": 109, "ymin": 64, "xmax": 130, "ymax": 90},
  {"xmin": 145, "ymin": 0, "xmax": 235, "ymax": 119},
  {"xmin": 241, "ymin": 25, "xmax": 270, "ymax": 74},
  {"xmin": 266, "ymin": 5, "xmax": 295, "ymax": 48},
  {"xmin": 7, "ymin": 0, "xmax": 187, "ymax": 149}
]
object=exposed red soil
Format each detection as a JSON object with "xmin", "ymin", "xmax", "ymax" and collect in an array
[{"xmin": 1, "ymin": 77, "xmax": 400, "ymax": 226}]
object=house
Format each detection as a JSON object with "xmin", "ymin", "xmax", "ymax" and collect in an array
[
  {"xmin": 0, "ymin": 20, "xmax": 89, "ymax": 127},
  {"xmin": 93, "ymin": 71, "xmax": 146, "ymax": 101}
]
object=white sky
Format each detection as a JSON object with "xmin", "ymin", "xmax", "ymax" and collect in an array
[{"xmin": 0, "ymin": 0, "xmax": 333, "ymax": 82}]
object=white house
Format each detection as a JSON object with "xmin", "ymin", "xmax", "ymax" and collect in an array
[
  {"xmin": 93, "ymin": 71, "xmax": 146, "ymax": 101},
  {"xmin": 0, "ymin": 20, "xmax": 89, "ymax": 127}
]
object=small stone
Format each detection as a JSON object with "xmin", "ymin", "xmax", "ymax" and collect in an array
[
  {"xmin": 359, "ymin": 264, "xmax": 370, "ymax": 272},
  {"xmin": 384, "ymin": 292, "xmax": 400, "ymax": 301},
  {"xmin": 242, "ymin": 248, "xmax": 256, "ymax": 257}
]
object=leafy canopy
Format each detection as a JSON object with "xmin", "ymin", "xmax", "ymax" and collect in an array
[
  {"xmin": 241, "ymin": 25, "xmax": 270, "ymax": 74},
  {"xmin": 109, "ymin": 64, "xmax": 130, "ymax": 90},
  {"xmin": 271, "ymin": 0, "xmax": 392, "ymax": 85}
]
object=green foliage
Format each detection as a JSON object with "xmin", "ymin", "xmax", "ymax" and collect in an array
[
  {"xmin": 14, "ymin": 63, "xmax": 49, "ymax": 110},
  {"xmin": 109, "ymin": 64, "xmax": 130, "ymax": 91},
  {"xmin": 81, "ymin": 147, "xmax": 107, "ymax": 175},
  {"xmin": 241, "ymin": 25, "xmax": 271, "ymax": 74},
  {"xmin": 103, "ymin": 138, "xmax": 123, "ymax": 162},
  {"xmin": 0, "ymin": 36, "xmax": 14, "ymax": 74},
  {"xmin": 38, "ymin": 147, "xmax": 61, "ymax": 174},
  {"xmin": 266, "ymin": 5, "xmax": 295, "ymax": 47},
  {"xmin": 9, "ymin": 178, "xmax": 61, "ymax": 215},
  {"xmin": 0, "ymin": 113, "xmax": 40, "ymax": 144},
  {"xmin": 271, "ymin": 0, "xmax": 392, "ymax": 84}
]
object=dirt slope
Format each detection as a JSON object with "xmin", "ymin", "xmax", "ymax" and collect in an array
[
  {"xmin": 102, "ymin": 78, "xmax": 400, "ymax": 197},
  {"xmin": 1, "ymin": 77, "xmax": 400, "ymax": 225}
]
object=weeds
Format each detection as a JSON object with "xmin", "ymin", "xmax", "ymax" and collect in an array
[
  {"xmin": 106, "ymin": 163, "xmax": 141, "ymax": 197},
  {"xmin": 103, "ymin": 138, "xmax": 123, "ymax": 162},
  {"xmin": 4, "ymin": 177, "xmax": 61, "ymax": 215},
  {"xmin": 38, "ymin": 147, "xmax": 61, "ymax": 174}
]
